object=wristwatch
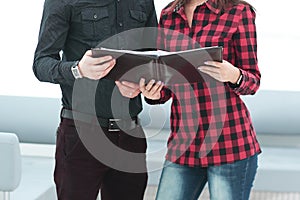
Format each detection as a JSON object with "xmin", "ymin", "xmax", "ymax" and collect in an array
[
  {"xmin": 236, "ymin": 72, "xmax": 243, "ymax": 86},
  {"xmin": 229, "ymin": 70, "xmax": 243, "ymax": 88},
  {"xmin": 71, "ymin": 61, "xmax": 83, "ymax": 79}
]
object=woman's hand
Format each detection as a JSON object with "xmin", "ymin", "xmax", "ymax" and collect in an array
[
  {"xmin": 198, "ymin": 60, "xmax": 241, "ymax": 84},
  {"xmin": 139, "ymin": 78, "xmax": 164, "ymax": 100},
  {"xmin": 115, "ymin": 81, "xmax": 140, "ymax": 98}
]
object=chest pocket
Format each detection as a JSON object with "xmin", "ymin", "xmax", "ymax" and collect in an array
[
  {"xmin": 81, "ymin": 7, "xmax": 110, "ymax": 39},
  {"xmin": 127, "ymin": 10, "xmax": 147, "ymax": 29}
]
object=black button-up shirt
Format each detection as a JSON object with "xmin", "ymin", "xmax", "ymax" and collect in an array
[{"xmin": 33, "ymin": 0, "xmax": 157, "ymax": 118}]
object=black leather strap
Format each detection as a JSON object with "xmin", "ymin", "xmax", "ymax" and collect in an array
[{"xmin": 60, "ymin": 108, "xmax": 138, "ymax": 131}]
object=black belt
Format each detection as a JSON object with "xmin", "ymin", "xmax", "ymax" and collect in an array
[{"xmin": 61, "ymin": 108, "xmax": 139, "ymax": 132}]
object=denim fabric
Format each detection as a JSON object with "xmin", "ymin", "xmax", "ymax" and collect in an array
[{"xmin": 156, "ymin": 154, "xmax": 258, "ymax": 200}]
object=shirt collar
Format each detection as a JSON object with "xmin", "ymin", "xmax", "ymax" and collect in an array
[{"xmin": 166, "ymin": 0, "xmax": 221, "ymax": 15}]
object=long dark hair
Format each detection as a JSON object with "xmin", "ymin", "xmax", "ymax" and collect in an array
[{"xmin": 170, "ymin": 0, "xmax": 254, "ymax": 12}]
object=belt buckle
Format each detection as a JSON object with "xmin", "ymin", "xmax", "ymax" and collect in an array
[{"xmin": 108, "ymin": 119, "xmax": 121, "ymax": 132}]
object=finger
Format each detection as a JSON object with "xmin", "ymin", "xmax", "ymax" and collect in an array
[
  {"xmin": 221, "ymin": 60, "xmax": 228, "ymax": 64},
  {"xmin": 115, "ymin": 81, "xmax": 123, "ymax": 92},
  {"xmin": 158, "ymin": 84, "xmax": 164, "ymax": 91},
  {"xmin": 200, "ymin": 69, "xmax": 219, "ymax": 77},
  {"xmin": 145, "ymin": 79, "xmax": 155, "ymax": 91},
  {"xmin": 95, "ymin": 65, "xmax": 113, "ymax": 79},
  {"xmin": 198, "ymin": 66, "xmax": 218, "ymax": 74},
  {"xmin": 148, "ymin": 81, "xmax": 162, "ymax": 95},
  {"xmin": 96, "ymin": 55, "xmax": 113, "ymax": 65},
  {"xmin": 115, "ymin": 81, "xmax": 121, "ymax": 87},
  {"xmin": 115, "ymin": 81, "xmax": 131, "ymax": 97},
  {"xmin": 134, "ymin": 88, "xmax": 141, "ymax": 95},
  {"xmin": 85, "ymin": 50, "xmax": 93, "ymax": 57},
  {"xmin": 115, "ymin": 81, "xmax": 126, "ymax": 92},
  {"xmin": 95, "ymin": 59, "xmax": 115, "ymax": 73},
  {"xmin": 204, "ymin": 61, "xmax": 221, "ymax": 68},
  {"xmin": 121, "ymin": 81, "xmax": 139, "ymax": 90},
  {"xmin": 127, "ymin": 88, "xmax": 139, "ymax": 98},
  {"xmin": 199, "ymin": 68, "xmax": 222, "ymax": 81},
  {"xmin": 95, "ymin": 61, "xmax": 111, "ymax": 72},
  {"xmin": 116, "ymin": 81, "xmax": 135, "ymax": 95},
  {"xmin": 104, "ymin": 60, "xmax": 116, "ymax": 72},
  {"xmin": 152, "ymin": 84, "xmax": 164, "ymax": 98},
  {"xmin": 198, "ymin": 66, "xmax": 218, "ymax": 73},
  {"xmin": 116, "ymin": 81, "xmax": 131, "ymax": 91},
  {"xmin": 131, "ymin": 89, "xmax": 141, "ymax": 98},
  {"xmin": 139, "ymin": 78, "xmax": 146, "ymax": 86},
  {"xmin": 139, "ymin": 78, "xmax": 146, "ymax": 92}
]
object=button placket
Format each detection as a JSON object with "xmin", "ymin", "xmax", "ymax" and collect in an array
[{"xmin": 116, "ymin": 0, "xmax": 123, "ymax": 32}]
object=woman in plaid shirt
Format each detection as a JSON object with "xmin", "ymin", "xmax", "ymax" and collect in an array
[{"xmin": 140, "ymin": 0, "xmax": 261, "ymax": 199}]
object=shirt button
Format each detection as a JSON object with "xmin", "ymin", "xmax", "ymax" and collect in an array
[
  {"xmin": 119, "ymin": 22, "xmax": 123, "ymax": 27},
  {"xmin": 93, "ymin": 14, "xmax": 98, "ymax": 19}
]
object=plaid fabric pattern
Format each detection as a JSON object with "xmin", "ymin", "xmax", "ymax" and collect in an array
[{"xmin": 149, "ymin": 0, "xmax": 261, "ymax": 167}]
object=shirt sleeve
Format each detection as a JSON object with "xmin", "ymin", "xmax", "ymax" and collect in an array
[
  {"xmin": 144, "ymin": 86, "xmax": 172, "ymax": 104},
  {"xmin": 145, "ymin": 0, "xmax": 158, "ymax": 27},
  {"xmin": 140, "ymin": 0, "xmax": 158, "ymax": 50},
  {"xmin": 230, "ymin": 5, "xmax": 261, "ymax": 95},
  {"xmin": 33, "ymin": 0, "xmax": 75, "ymax": 86}
]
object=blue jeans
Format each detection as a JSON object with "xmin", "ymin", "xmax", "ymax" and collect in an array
[{"xmin": 155, "ymin": 154, "xmax": 258, "ymax": 200}]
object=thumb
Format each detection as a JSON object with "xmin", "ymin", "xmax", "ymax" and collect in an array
[{"xmin": 85, "ymin": 50, "xmax": 93, "ymax": 57}]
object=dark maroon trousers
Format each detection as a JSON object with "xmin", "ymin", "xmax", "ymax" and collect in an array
[{"xmin": 54, "ymin": 118, "xmax": 148, "ymax": 200}]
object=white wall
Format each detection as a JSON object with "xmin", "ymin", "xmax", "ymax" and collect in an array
[{"xmin": 0, "ymin": 0, "xmax": 299, "ymax": 98}]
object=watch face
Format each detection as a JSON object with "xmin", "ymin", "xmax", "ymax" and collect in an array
[{"xmin": 72, "ymin": 65, "xmax": 82, "ymax": 79}]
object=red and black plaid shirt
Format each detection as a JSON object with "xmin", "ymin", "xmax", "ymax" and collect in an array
[{"xmin": 146, "ymin": 0, "xmax": 261, "ymax": 167}]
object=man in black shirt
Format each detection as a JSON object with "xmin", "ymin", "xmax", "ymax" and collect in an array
[{"xmin": 33, "ymin": 0, "xmax": 157, "ymax": 199}]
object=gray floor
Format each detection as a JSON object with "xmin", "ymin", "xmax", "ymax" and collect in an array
[
  {"xmin": 10, "ymin": 156, "xmax": 56, "ymax": 200},
  {"xmin": 144, "ymin": 186, "xmax": 300, "ymax": 200},
  {"xmin": 2, "ymin": 136, "xmax": 300, "ymax": 200}
]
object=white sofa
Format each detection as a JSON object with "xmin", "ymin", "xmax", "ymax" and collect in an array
[{"xmin": 0, "ymin": 132, "xmax": 21, "ymax": 200}]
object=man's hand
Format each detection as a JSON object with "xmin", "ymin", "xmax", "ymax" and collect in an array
[
  {"xmin": 78, "ymin": 50, "xmax": 116, "ymax": 80},
  {"xmin": 115, "ymin": 81, "xmax": 140, "ymax": 98}
]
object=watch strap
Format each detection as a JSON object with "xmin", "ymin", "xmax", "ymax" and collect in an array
[
  {"xmin": 71, "ymin": 61, "xmax": 82, "ymax": 79},
  {"xmin": 229, "ymin": 69, "xmax": 243, "ymax": 88}
]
